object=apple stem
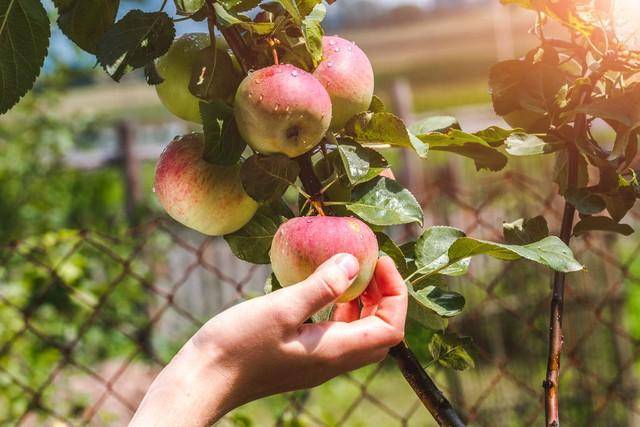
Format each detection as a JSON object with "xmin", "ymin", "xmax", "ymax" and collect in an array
[
  {"xmin": 268, "ymin": 38, "xmax": 280, "ymax": 66},
  {"xmin": 311, "ymin": 200, "xmax": 326, "ymax": 216}
]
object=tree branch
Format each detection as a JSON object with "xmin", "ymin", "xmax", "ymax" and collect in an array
[
  {"xmin": 544, "ymin": 65, "xmax": 602, "ymax": 425},
  {"xmin": 390, "ymin": 343, "xmax": 467, "ymax": 427}
]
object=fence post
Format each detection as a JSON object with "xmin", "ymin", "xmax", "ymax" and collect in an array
[
  {"xmin": 116, "ymin": 120, "xmax": 153, "ymax": 357},
  {"xmin": 117, "ymin": 121, "xmax": 142, "ymax": 226}
]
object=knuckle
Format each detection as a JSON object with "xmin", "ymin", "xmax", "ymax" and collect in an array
[{"xmin": 314, "ymin": 268, "xmax": 347, "ymax": 301}]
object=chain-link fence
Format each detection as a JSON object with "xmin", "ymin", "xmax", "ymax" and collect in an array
[{"xmin": 1, "ymin": 150, "xmax": 639, "ymax": 427}]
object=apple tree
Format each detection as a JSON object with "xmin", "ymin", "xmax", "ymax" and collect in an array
[{"xmin": 0, "ymin": 0, "xmax": 605, "ymax": 425}]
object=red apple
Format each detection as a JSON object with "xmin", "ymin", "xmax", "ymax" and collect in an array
[
  {"xmin": 314, "ymin": 36, "xmax": 374, "ymax": 130},
  {"xmin": 234, "ymin": 64, "xmax": 332, "ymax": 158},
  {"xmin": 154, "ymin": 133, "xmax": 258, "ymax": 236},
  {"xmin": 270, "ymin": 216, "xmax": 379, "ymax": 302}
]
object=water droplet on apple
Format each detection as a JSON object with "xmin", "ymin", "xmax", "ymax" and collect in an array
[
  {"xmin": 329, "ymin": 40, "xmax": 337, "ymax": 46},
  {"xmin": 347, "ymin": 46, "xmax": 353, "ymax": 52},
  {"xmin": 285, "ymin": 105, "xmax": 291, "ymax": 112},
  {"xmin": 291, "ymin": 70, "xmax": 299, "ymax": 77},
  {"xmin": 259, "ymin": 94, "xmax": 264, "ymax": 102},
  {"xmin": 275, "ymin": 104, "xmax": 280, "ymax": 112},
  {"xmin": 327, "ymin": 61, "xmax": 334, "ymax": 68},
  {"xmin": 333, "ymin": 47, "xmax": 340, "ymax": 53},
  {"xmin": 152, "ymin": 187, "xmax": 156, "ymax": 193}
]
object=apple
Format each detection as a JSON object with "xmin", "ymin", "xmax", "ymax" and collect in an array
[
  {"xmin": 155, "ymin": 33, "xmax": 209, "ymax": 124},
  {"xmin": 313, "ymin": 36, "xmax": 374, "ymax": 130},
  {"xmin": 270, "ymin": 216, "xmax": 378, "ymax": 303},
  {"xmin": 154, "ymin": 133, "xmax": 258, "ymax": 236},
  {"xmin": 234, "ymin": 64, "xmax": 332, "ymax": 158}
]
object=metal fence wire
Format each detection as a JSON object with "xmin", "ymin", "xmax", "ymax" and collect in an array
[{"xmin": 1, "ymin": 156, "xmax": 640, "ymax": 427}]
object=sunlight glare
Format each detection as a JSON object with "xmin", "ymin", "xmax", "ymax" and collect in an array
[{"xmin": 613, "ymin": 0, "xmax": 640, "ymax": 50}]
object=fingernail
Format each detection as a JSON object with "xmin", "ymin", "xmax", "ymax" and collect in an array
[{"xmin": 336, "ymin": 254, "xmax": 359, "ymax": 280}]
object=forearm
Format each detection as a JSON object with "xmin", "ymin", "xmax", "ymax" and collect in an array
[{"xmin": 130, "ymin": 339, "xmax": 236, "ymax": 427}]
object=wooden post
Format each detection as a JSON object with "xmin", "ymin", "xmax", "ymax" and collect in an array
[{"xmin": 117, "ymin": 121, "xmax": 142, "ymax": 226}]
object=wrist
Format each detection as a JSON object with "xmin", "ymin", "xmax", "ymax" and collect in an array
[{"xmin": 131, "ymin": 338, "xmax": 238, "ymax": 427}]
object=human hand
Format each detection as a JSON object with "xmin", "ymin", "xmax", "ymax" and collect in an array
[{"xmin": 130, "ymin": 254, "xmax": 407, "ymax": 427}]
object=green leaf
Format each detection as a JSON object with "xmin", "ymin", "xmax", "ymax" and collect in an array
[
  {"xmin": 224, "ymin": 201, "xmax": 292, "ymax": 264},
  {"xmin": 505, "ymin": 133, "xmax": 560, "ymax": 156},
  {"xmin": 189, "ymin": 44, "xmax": 242, "ymax": 102},
  {"xmin": 347, "ymin": 177, "xmax": 423, "ymax": 227},
  {"xmin": 554, "ymin": 149, "xmax": 589, "ymax": 195},
  {"xmin": 415, "ymin": 226, "xmax": 468, "ymax": 277},
  {"xmin": 214, "ymin": 3, "xmax": 275, "ymax": 35},
  {"xmin": 275, "ymin": 0, "xmax": 301, "ymax": 23},
  {"xmin": 200, "ymin": 101, "xmax": 246, "ymax": 166},
  {"xmin": 411, "ymin": 116, "xmax": 460, "ymax": 134},
  {"xmin": 489, "ymin": 59, "xmax": 567, "ymax": 117},
  {"xmin": 565, "ymin": 188, "xmax": 606, "ymax": 215},
  {"xmin": 473, "ymin": 126, "xmax": 515, "ymax": 146},
  {"xmin": 573, "ymin": 217, "xmax": 634, "ymax": 237},
  {"xmin": 0, "ymin": 0, "xmax": 50, "ymax": 114},
  {"xmin": 376, "ymin": 233, "xmax": 409, "ymax": 277},
  {"xmin": 345, "ymin": 112, "xmax": 412, "ymax": 147},
  {"xmin": 54, "ymin": 0, "xmax": 119, "ymax": 54},
  {"xmin": 337, "ymin": 141, "xmax": 388, "ymax": 185},
  {"xmin": 300, "ymin": 3, "xmax": 325, "ymax": 67},
  {"xmin": 174, "ymin": 0, "xmax": 205, "ymax": 15},
  {"xmin": 264, "ymin": 273, "xmax": 283, "ymax": 293},
  {"xmin": 241, "ymin": 154, "xmax": 301, "ymax": 202},
  {"xmin": 219, "ymin": 0, "xmax": 261, "ymax": 13},
  {"xmin": 369, "ymin": 95, "xmax": 385, "ymax": 113},
  {"xmin": 601, "ymin": 173, "xmax": 638, "ymax": 222},
  {"xmin": 417, "ymin": 130, "xmax": 508, "ymax": 172},
  {"xmin": 429, "ymin": 333, "xmax": 475, "ymax": 371},
  {"xmin": 408, "ymin": 297, "xmax": 448, "ymax": 331},
  {"xmin": 296, "ymin": 0, "xmax": 322, "ymax": 17},
  {"xmin": 97, "ymin": 10, "xmax": 175, "ymax": 82},
  {"xmin": 411, "ymin": 286, "xmax": 465, "ymax": 318},
  {"xmin": 144, "ymin": 61, "xmax": 163, "ymax": 85},
  {"xmin": 503, "ymin": 216, "xmax": 549, "ymax": 245},
  {"xmin": 448, "ymin": 236, "xmax": 583, "ymax": 273},
  {"xmin": 577, "ymin": 86, "xmax": 640, "ymax": 130}
]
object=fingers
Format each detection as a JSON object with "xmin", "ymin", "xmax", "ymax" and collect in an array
[
  {"xmin": 294, "ymin": 316, "xmax": 403, "ymax": 363},
  {"xmin": 275, "ymin": 253, "xmax": 359, "ymax": 323},
  {"xmin": 331, "ymin": 300, "xmax": 360, "ymax": 322},
  {"xmin": 367, "ymin": 256, "xmax": 408, "ymax": 332}
]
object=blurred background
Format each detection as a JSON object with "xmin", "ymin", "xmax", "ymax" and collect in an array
[{"xmin": 2, "ymin": 0, "xmax": 640, "ymax": 426}]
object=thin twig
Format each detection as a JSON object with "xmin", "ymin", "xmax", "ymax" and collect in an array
[{"xmin": 544, "ymin": 86, "xmax": 592, "ymax": 427}]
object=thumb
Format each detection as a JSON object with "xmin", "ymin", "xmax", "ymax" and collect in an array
[{"xmin": 280, "ymin": 253, "xmax": 360, "ymax": 323}]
